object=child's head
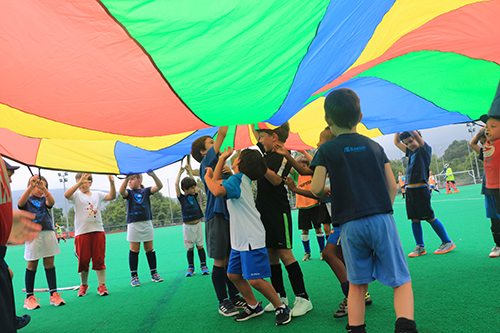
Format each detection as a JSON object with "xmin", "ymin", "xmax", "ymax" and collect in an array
[
  {"xmin": 75, "ymin": 173, "xmax": 93, "ymax": 193},
  {"xmin": 3, "ymin": 159, "xmax": 19, "ymax": 183},
  {"xmin": 485, "ymin": 117, "xmax": 500, "ymax": 142},
  {"xmin": 295, "ymin": 155, "xmax": 310, "ymax": 168},
  {"xmin": 181, "ymin": 177, "xmax": 197, "ymax": 195},
  {"xmin": 191, "ymin": 136, "xmax": 215, "ymax": 163},
  {"xmin": 430, "ymin": 171, "xmax": 434, "ymax": 176},
  {"xmin": 324, "ymin": 88, "xmax": 361, "ymax": 131},
  {"xmin": 317, "ymin": 127, "xmax": 336, "ymax": 148},
  {"xmin": 257, "ymin": 122, "xmax": 290, "ymax": 152},
  {"xmin": 399, "ymin": 131, "xmax": 422, "ymax": 152},
  {"xmin": 234, "ymin": 149, "xmax": 267, "ymax": 181},
  {"xmin": 128, "ymin": 174, "xmax": 143, "ymax": 190},
  {"xmin": 398, "ymin": 171, "xmax": 402, "ymax": 176},
  {"xmin": 28, "ymin": 175, "xmax": 48, "ymax": 197}
]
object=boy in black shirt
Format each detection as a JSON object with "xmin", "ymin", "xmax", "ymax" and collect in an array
[
  {"xmin": 251, "ymin": 123, "xmax": 313, "ymax": 317},
  {"xmin": 310, "ymin": 88, "xmax": 417, "ymax": 333}
]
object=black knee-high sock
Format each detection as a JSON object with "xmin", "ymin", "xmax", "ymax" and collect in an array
[
  {"xmin": 491, "ymin": 218, "xmax": 500, "ymax": 246},
  {"xmin": 187, "ymin": 250, "xmax": 194, "ymax": 268},
  {"xmin": 270, "ymin": 264, "xmax": 286, "ymax": 298},
  {"xmin": 285, "ymin": 261, "xmax": 309, "ymax": 299},
  {"xmin": 129, "ymin": 251, "xmax": 139, "ymax": 276},
  {"xmin": 45, "ymin": 267, "xmax": 57, "ymax": 296},
  {"xmin": 212, "ymin": 265, "xmax": 228, "ymax": 303},
  {"xmin": 25, "ymin": 269, "xmax": 36, "ymax": 297},
  {"xmin": 146, "ymin": 250, "xmax": 157, "ymax": 275},
  {"xmin": 198, "ymin": 248, "xmax": 207, "ymax": 266},
  {"xmin": 225, "ymin": 266, "xmax": 240, "ymax": 300}
]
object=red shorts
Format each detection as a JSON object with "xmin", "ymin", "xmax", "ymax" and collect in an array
[{"xmin": 75, "ymin": 232, "xmax": 106, "ymax": 272}]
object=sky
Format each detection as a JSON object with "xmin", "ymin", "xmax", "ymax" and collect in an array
[{"xmin": 5, "ymin": 122, "xmax": 483, "ymax": 199}]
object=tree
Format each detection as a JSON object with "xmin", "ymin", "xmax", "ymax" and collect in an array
[{"xmin": 51, "ymin": 207, "xmax": 64, "ymax": 225}]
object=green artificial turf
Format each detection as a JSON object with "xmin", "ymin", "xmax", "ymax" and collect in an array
[{"xmin": 6, "ymin": 184, "xmax": 500, "ymax": 332}]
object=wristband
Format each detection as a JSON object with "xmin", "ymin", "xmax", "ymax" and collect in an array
[{"xmin": 44, "ymin": 192, "xmax": 51, "ymax": 197}]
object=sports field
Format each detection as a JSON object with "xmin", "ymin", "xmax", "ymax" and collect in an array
[{"xmin": 6, "ymin": 184, "xmax": 499, "ymax": 333}]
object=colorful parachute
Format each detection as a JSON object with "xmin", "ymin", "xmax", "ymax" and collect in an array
[{"xmin": 1, "ymin": 1, "xmax": 499, "ymax": 174}]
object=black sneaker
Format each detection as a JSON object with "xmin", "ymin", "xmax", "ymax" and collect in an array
[
  {"xmin": 231, "ymin": 295, "xmax": 247, "ymax": 309},
  {"xmin": 16, "ymin": 314, "xmax": 31, "ymax": 330},
  {"xmin": 234, "ymin": 301, "xmax": 264, "ymax": 322},
  {"xmin": 275, "ymin": 305, "xmax": 292, "ymax": 326},
  {"xmin": 218, "ymin": 299, "xmax": 239, "ymax": 317}
]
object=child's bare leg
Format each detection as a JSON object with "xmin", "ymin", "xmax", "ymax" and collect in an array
[
  {"xmin": 393, "ymin": 281, "xmax": 414, "ymax": 320},
  {"xmin": 249, "ymin": 278, "xmax": 282, "ymax": 308},
  {"xmin": 348, "ymin": 283, "xmax": 368, "ymax": 326},
  {"xmin": 323, "ymin": 243, "xmax": 347, "ymax": 282},
  {"xmin": 323, "ymin": 223, "xmax": 331, "ymax": 236},
  {"xmin": 228, "ymin": 273, "xmax": 257, "ymax": 305}
]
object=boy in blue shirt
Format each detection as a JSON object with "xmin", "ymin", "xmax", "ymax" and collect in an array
[
  {"xmin": 204, "ymin": 147, "xmax": 292, "ymax": 326},
  {"xmin": 394, "ymin": 131, "xmax": 455, "ymax": 257},
  {"xmin": 191, "ymin": 126, "xmax": 245, "ymax": 316},
  {"xmin": 310, "ymin": 88, "xmax": 417, "ymax": 333}
]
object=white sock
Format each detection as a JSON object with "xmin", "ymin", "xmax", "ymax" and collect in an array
[
  {"xmin": 96, "ymin": 269, "xmax": 106, "ymax": 286},
  {"xmin": 80, "ymin": 270, "xmax": 89, "ymax": 285}
]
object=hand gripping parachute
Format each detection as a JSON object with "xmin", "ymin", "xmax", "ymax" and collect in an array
[{"xmin": 1, "ymin": 0, "xmax": 499, "ymax": 174}]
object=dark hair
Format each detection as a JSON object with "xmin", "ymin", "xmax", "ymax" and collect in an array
[
  {"xmin": 296, "ymin": 155, "xmax": 310, "ymax": 166},
  {"xmin": 257, "ymin": 122, "xmax": 290, "ymax": 143},
  {"xmin": 399, "ymin": 131, "xmax": 422, "ymax": 142},
  {"xmin": 238, "ymin": 149, "xmax": 267, "ymax": 181},
  {"xmin": 324, "ymin": 88, "xmax": 361, "ymax": 129},
  {"xmin": 75, "ymin": 173, "xmax": 93, "ymax": 182},
  {"xmin": 28, "ymin": 175, "xmax": 49, "ymax": 189},
  {"xmin": 191, "ymin": 136, "xmax": 211, "ymax": 163},
  {"xmin": 181, "ymin": 177, "xmax": 197, "ymax": 191}
]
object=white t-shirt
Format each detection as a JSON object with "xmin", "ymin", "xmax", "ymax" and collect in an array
[
  {"xmin": 70, "ymin": 191, "xmax": 107, "ymax": 236},
  {"xmin": 223, "ymin": 173, "xmax": 266, "ymax": 252}
]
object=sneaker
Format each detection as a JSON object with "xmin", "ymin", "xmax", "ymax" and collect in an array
[
  {"xmin": 77, "ymin": 285, "xmax": 89, "ymax": 297},
  {"xmin": 185, "ymin": 267, "xmax": 195, "ymax": 277},
  {"xmin": 291, "ymin": 296, "xmax": 313, "ymax": 317},
  {"xmin": 231, "ymin": 295, "xmax": 247, "ymax": 309},
  {"xmin": 219, "ymin": 299, "xmax": 239, "ymax": 317},
  {"xmin": 151, "ymin": 272, "xmax": 164, "ymax": 282},
  {"xmin": 489, "ymin": 246, "xmax": 500, "ymax": 258},
  {"xmin": 49, "ymin": 292, "xmax": 66, "ymax": 306},
  {"xmin": 265, "ymin": 293, "xmax": 288, "ymax": 312},
  {"xmin": 275, "ymin": 305, "xmax": 292, "ymax": 326},
  {"xmin": 97, "ymin": 284, "xmax": 109, "ymax": 296},
  {"xmin": 234, "ymin": 301, "xmax": 264, "ymax": 322},
  {"xmin": 365, "ymin": 292, "xmax": 372, "ymax": 306},
  {"xmin": 434, "ymin": 241, "xmax": 456, "ymax": 254},
  {"xmin": 23, "ymin": 296, "xmax": 40, "ymax": 310},
  {"xmin": 201, "ymin": 265, "xmax": 210, "ymax": 275},
  {"xmin": 131, "ymin": 275, "xmax": 141, "ymax": 287},
  {"xmin": 333, "ymin": 298, "xmax": 347, "ymax": 318},
  {"xmin": 453, "ymin": 189, "xmax": 460, "ymax": 194},
  {"xmin": 408, "ymin": 245, "xmax": 426, "ymax": 257},
  {"xmin": 16, "ymin": 314, "xmax": 31, "ymax": 329},
  {"xmin": 446, "ymin": 190, "xmax": 452, "ymax": 194},
  {"xmin": 302, "ymin": 252, "xmax": 311, "ymax": 261}
]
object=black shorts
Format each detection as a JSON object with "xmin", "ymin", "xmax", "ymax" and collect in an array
[
  {"xmin": 0, "ymin": 246, "xmax": 16, "ymax": 332},
  {"xmin": 260, "ymin": 209, "xmax": 293, "ymax": 249},
  {"xmin": 405, "ymin": 187, "xmax": 435, "ymax": 221},
  {"xmin": 298, "ymin": 206, "xmax": 321, "ymax": 230},
  {"xmin": 317, "ymin": 202, "xmax": 332, "ymax": 225},
  {"xmin": 205, "ymin": 213, "xmax": 231, "ymax": 259}
]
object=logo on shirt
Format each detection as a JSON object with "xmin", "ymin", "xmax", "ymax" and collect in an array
[
  {"xmin": 134, "ymin": 192, "xmax": 144, "ymax": 204},
  {"xmin": 343, "ymin": 146, "xmax": 366, "ymax": 153},
  {"xmin": 188, "ymin": 196, "xmax": 195, "ymax": 205},
  {"xmin": 484, "ymin": 144, "xmax": 494, "ymax": 159},
  {"xmin": 86, "ymin": 202, "xmax": 98, "ymax": 219},
  {"xmin": 31, "ymin": 199, "xmax": 41, "ymax": 209}
]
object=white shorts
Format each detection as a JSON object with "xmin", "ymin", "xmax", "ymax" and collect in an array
[
  {"xmin": 24, "ymin": 230, "xmax": 60, "ymax": 261},
  {"xmin": 183, "ymin": 222, "xmax": 204, "ymax": 249},
  {"xmin": 127, "ymin": 221, "xmax": 154, "ymax": 242}
]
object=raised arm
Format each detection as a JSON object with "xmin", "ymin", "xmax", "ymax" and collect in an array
[
  {"xmin": 104, "ymin": 175, "xmax": 116, "ymax": 201},
  {"xmin": 214, "ymin": 147, "xmax": 233, "ymax": 182},
  {"xmin": 298, "ymin": 150, "xmax": 313, "ymax": 162},
  {"xmin": 148, "ymin": 171, "xmax": 163, "ymax": 194},
  {"xmin": 175, "ymin": 166, "xmax": 184, "ymax": 197},
  {"xmin": 18, "ymin": 176, "xmax": 37, "ymax": 207},
  {"xmin": 394, "ymin": 133, "xmax": 407, "ymax": 153},
  {"xmin": 65, "ymin": 173, "xmax": 90, "ymax": 201},
  {"xmin": 469, "ymin": 126, "xmax": 485, "ymax": 154},
  {"xmin": 285, "ymin": 176, "xmax": 328, "ymax": 199},
  {"xmin": 410, "ymin": 130, "xmax": 425, "ymax": 148},
  {"xmin": 38, "ymin": 178, "xmax": 54, "ymax": 207},
  {"xmin": 204, "ymin": 167, "xmax": 226, "ymax": 198},
  {"xmin": 213, "ymin": 126, "xmax": 229, "ymax": 155},
  {"xmin": 274, "ymin": 143, "xmax": 313, "ymax": 175},
  {"xmin": 384, "ymin": 163, "xmax": 398, "ymax": 205},
  {"xmin": 119, "ymin": 175, "xmax": 131, "ymax": 198}
]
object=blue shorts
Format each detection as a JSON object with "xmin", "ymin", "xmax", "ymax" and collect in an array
[
  {"xmin": 227, "ymin": 248, "xmax": 271, "ymax": 280},
  {"xmin": 484, "ymin": 194, "xmax": 500, "ymax": 219},
  {"xmin": 340, "ymin": 214, "xmax": 411, "ymax": 287},
  {"xmin": 327, "ymin": 227, "xmax": 341, "ymax": 246}
]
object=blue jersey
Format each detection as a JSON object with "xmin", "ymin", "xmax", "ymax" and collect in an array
[
  {"xmin": 178, "ymin": 194, "xmax": 204, "ymax": 222},
  {"xmin": 19, "ymin": 196, "xmax": 53, "ymax": 231},
  {"xmin": 199, "ymin": 146, "xmax": 229, "ymax": 221},
  {"xmin": 126, "ymin": 187, "xmax": 153, "ymax": 223},
  {"xmin": 405, "ymin": 142, "xmax": 431, "ymax": 185}
]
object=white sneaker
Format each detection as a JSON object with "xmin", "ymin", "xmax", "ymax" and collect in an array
[
  {"xmin": 264, "ymin": 293, "xmax": 288, "ymax": 312},
  {"xmin": 291, "ymin": 296, "xmax": 313, "ymax": 317},
  {"xmin": 489, "ymin": 246, "xmax": 500, "ymax": 258}
]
